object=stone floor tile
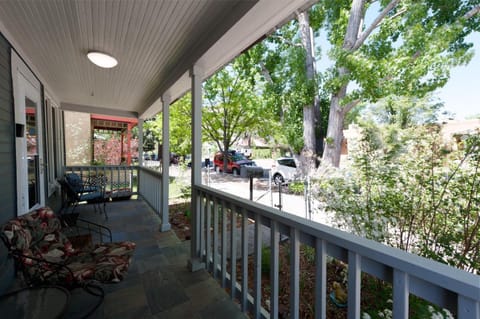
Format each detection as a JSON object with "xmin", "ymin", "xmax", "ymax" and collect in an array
[
  {"xmin": 199, "ymin": 299, "xmax": 246, "ymax": 319},
  {"xmin": 72, "ymin": 199, "xmax": 247, "ymax": 319},
  {"xmin": 153, "ymin": 301, "xmax": 202, "ymax": 319},
  {"xmin": 185, "ymin": 278, "xmax": 229, "ymax": 312},
  {"xmin": 142, "ymin": 270, "xmax": 189, "ymax": 314},
  {"xmin": 103, "ymin": 283, "xmax": 148, "ymax": 317}
]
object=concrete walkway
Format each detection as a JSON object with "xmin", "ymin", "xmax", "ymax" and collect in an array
[{"xmin": 66, "ymin": 199, "xmax": 247, "ymax": 319}]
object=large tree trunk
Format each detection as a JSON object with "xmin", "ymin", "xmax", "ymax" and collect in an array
[
  {"xmin": 298, "ymin": 10, "xmax": 319, "ymax": 174},
  {"xmin": 322, "ymin": 0, "xmax": 364, "ymax": 167},
  {"xmin": 322, "ymin": 85, "xmax": 347, "ymax": 167}
]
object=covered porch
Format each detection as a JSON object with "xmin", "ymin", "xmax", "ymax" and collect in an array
[
  {"xmin": 0, "ymin": 1, "xmax": 479, "ymax": 318},
  {"xmin": 64, "ymin": 199, "xmax": 246, "ymax": 319}
]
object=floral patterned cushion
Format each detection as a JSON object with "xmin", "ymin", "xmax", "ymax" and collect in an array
[
  {"xmin": 68, "ymin": 241, "xmax": 137, "ymax": 282},
  {"xmin": 1, "ymin": 207, "xmax": 136, "ymax": 285}
]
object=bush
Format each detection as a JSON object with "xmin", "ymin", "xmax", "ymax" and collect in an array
[
  {"xmin": 261, "ymin": 246, "xmax": 271, "ymax": 274},
  {"xmin": 252, "ymin": 148, "xmax": 272, "ymax": 159},
  {"xmin": 288, "ymin": 181, "xmax": 304, "ymax": 195},
  {"xmin": 314, "ymin": 125, "xmax": 480, "ymax": 273}
]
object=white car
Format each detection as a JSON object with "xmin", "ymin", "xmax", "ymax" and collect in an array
[{"xmin": 271, "ymin": 157, "xmax": 298, "ymax": 185}]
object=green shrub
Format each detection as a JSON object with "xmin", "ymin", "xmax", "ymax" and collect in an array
[
  {"xmin": 261, "ymin": 246, "xmax": 271, "ymax": 274},
  {"xmin": 288, "ymin": 181, "xmax": 304, "ymax": 195},
  {"xmin": 252, "ymin": 148, "xmax": 272, "ymax": 159},
  {"xmin": 315, "ymin": 125, "xmax": 480, "ymax": 273}
]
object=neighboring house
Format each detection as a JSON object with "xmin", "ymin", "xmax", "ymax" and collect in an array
[
  {"xmin": 342, "ymin": 120, "xmax": 480, "ymax": 163},
  {"xmin": 440, "ymin": 119, "xmax": 480, "ymax": 151},
  {"xmin": 64, "ymin": 113, "xmax": 139, "ymax": 166}
]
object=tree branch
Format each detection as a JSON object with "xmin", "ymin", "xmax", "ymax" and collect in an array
[
  {"xmin": 269, "ymin": 35, "xmax": 303, "ymax": 48},
  {"xmin": 464, "ymin": 5, "xmax": 480, "ymax": 19},
  {"xmin": 342, "ymin": 99, "xmax": 361, "ymax": 115},
  {"xmin": 353, "ymin": 0, "xmax": 401, "ymax": 50},
  {"xmin": 259, "ymin": 62, "xmax": 274, "ymax": 84}
]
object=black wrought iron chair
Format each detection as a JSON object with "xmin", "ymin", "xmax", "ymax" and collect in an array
[
  {"xmin": 61, "ymin": 173, "xmax": 108, "ymax": 220},
  {"xmin": 1, "ymin": 207, "xmax": 136, "ymax": 317}
]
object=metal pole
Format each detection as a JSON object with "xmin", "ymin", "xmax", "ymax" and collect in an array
[
  {"xmin": 275, "ymin": 182, "xmax": 282, "ymax": 210},
  {"xmin": 269, "ymin": 169, "xmax": 273, "ymax": 208},
  {"xmin": 207, "ymin": 164, "xmax": 210, "ymax": 186},
  {"xmin": 250, "ymin": 176, "xmax": 253, "ymax": 201},
  {"xmin": 304, "ymin": 178, "xmax": 308, "ymax": 219},
  {"xmin": 307, "ymin": 176, "xmax": 312, "ymax": 220}
]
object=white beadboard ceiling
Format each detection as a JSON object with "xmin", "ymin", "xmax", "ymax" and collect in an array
[{"xmin": 0, "ymin": 0, "xmax": 315, "ymax": 119}]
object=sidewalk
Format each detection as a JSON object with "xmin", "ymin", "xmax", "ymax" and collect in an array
[{"xmin": 204, "ymin": 171, "xmax": 336, "ymax": 227}]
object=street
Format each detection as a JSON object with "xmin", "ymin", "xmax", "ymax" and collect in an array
[{"xmin": 169, "ymin": 164, "xmax": 336, "ymax": 226}]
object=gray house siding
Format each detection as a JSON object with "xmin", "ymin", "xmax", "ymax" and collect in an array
[
  {"xmin": 0, "ymin": 33, "xmax": 15, "ymax": 223},
  {"xmin": 0, "ymin": 33, "xmax": 15, "ymax": 293}
]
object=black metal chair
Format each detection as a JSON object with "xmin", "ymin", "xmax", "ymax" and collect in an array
[
  {"xmin": 61, "ymin": 173, "xmax": 108, "ymax": 220},
  {"xmin": 1, "ymin": 207, "xmax": 136, "ymax": 318}
]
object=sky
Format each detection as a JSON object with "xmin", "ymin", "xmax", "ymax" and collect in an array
[{"xmin": 436, "ymin": 32, "xmax": 480, "ymax": 120}]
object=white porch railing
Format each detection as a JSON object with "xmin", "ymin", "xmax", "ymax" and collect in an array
[
  {"xmin": 192, "ymin": 184, "xmax": 480, "ymax": 319},
  {"xmin": 137, "ymin": 166, "xmax": 162, "ymax": 214}
]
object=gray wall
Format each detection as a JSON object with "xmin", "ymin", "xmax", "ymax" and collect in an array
[
  {"xmin": 0, "ymin": 34, "xmax": 15, "ymax": 222},
  {"xmin": 0, "ymin": 33, "xmax": 15, "ymax": 293}
]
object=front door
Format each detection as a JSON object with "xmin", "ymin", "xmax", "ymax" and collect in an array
[{"xmin": 12, "ymin": 51, "xmax": 45, "ymax": 215}]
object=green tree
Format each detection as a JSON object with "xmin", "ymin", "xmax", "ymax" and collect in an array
[
  {"xmin": 202, "ymin": 57, "xmax": 272, "ymax": 171},
  {"xmin": 362, "ymin": 94, "xmax": 444, "ymax": 128},
  {"xmin": 170, "ymin": 94, "xmax": 192, "ymax": 156},
  {"xmin": 319, "ymin": 0, "xmax": 480, "ymax": 167},
  {"xmin": 142, "ymin": 120, "xmax": 158, "ymax": 153},
  {"xmin": 252, "ymin": 12, "xmax": 330, "ymax": 171},
  {"xmin": 140, "ymin": 94, "xmax": 192, "ymax": 159}
]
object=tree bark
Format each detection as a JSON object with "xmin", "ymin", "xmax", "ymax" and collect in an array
[
  {"xmin": 298, "ymin": 10, "xmax": 319, "ymax": 173},
  {"xmin": 322, "ymin": 66, "xmax": 349, "ymax": 167},
  {"xmin": 322, "ymin": 0, "xmax": 365, "ymax": 167}
]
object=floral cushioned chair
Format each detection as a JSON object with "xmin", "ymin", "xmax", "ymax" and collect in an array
[{"xmin": 1, "ymin": 207, "xmax": 136, "ymax": 287}]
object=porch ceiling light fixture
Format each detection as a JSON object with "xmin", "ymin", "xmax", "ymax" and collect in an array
[{"xmin": 87, "ymin": 51, "xmax": 118, "ymax": 68}]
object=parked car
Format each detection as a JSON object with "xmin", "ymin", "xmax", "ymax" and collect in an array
[
  {"xmin": 213, "ymin": 151, "xmax": 255, "ymax": 175},
  {"xmin": 271, "ymin": 157, "xmax": 298, "ymax": 185}
]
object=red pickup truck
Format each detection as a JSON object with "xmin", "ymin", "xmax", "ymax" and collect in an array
[{"xmin": 213, "ymin": 151, "xmax": 255, "ymax": 175}]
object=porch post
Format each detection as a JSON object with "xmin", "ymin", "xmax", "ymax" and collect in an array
[
  {"xmin": 138, "ymin": 119, "xmax": 144, "ymax": 166},
  {"xmin": 126, "ymin": 123, "xmax": 133, "ymax": 165},
  {"xmin": 189, "ymin": 64, "xmax": 205, "ymax": 271},
  {"xmin": 160, "ymin": 94, "xmax": 171, "ymax": 232}
]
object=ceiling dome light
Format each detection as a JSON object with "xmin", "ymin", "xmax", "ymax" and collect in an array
[{"xmin": 87, "ymin": 51, "xmax": 118, "ymax": 68}]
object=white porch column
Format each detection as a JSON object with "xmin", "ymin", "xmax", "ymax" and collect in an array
[
  {"xmin": 189, "ymin": 65, "xmax": 205, "ymax": 271},
  {"xmin": 160, "ymin": 95, "xmax": 171, "ymax": 232},
  {"xmin": 138, "ymin": 119, "xmax": 144, "ymax": 166}
]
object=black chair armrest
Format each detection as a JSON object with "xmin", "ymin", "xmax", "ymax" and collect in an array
[
  {"xmin": 75, "ymin": 218, "xmax": 112, "ymax": 243},
  {"xmin": 8, "ymin": 250, "xmax": 76, "ymax": 288},
  {"xmin": 59, "ymin": 214, "xmax": 112, "ymax": 244}
]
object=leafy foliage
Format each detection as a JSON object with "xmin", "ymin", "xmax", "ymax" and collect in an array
[
  {"xmin": 315, "ymin": 123, "xmax": 480, "ymax": 272},
  {"xmin": 142, "ymin": 120, "xmax": 159, "ymax": 153},
  {"xmin": 170, "ymin": 94, "xmax": 193, "ymax": 156},
  {"xmin": 202, "ymin": 56, "xmax": 274, "ymax": 155},
  {"xmin": 319, "ymin": 0, "xmax": 480, "ymax": 166},
  {"xmin": 93, "ymin": 132, "xmax": 138, "ymax": 165},
  {"xmin": 250, "ymin": 19, "xmax": 330, "ymax": 155}
]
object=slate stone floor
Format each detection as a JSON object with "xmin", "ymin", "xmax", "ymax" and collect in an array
[{"xmin": 65, "ymin": 199, "xmax": 247, "ymax": 319}]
